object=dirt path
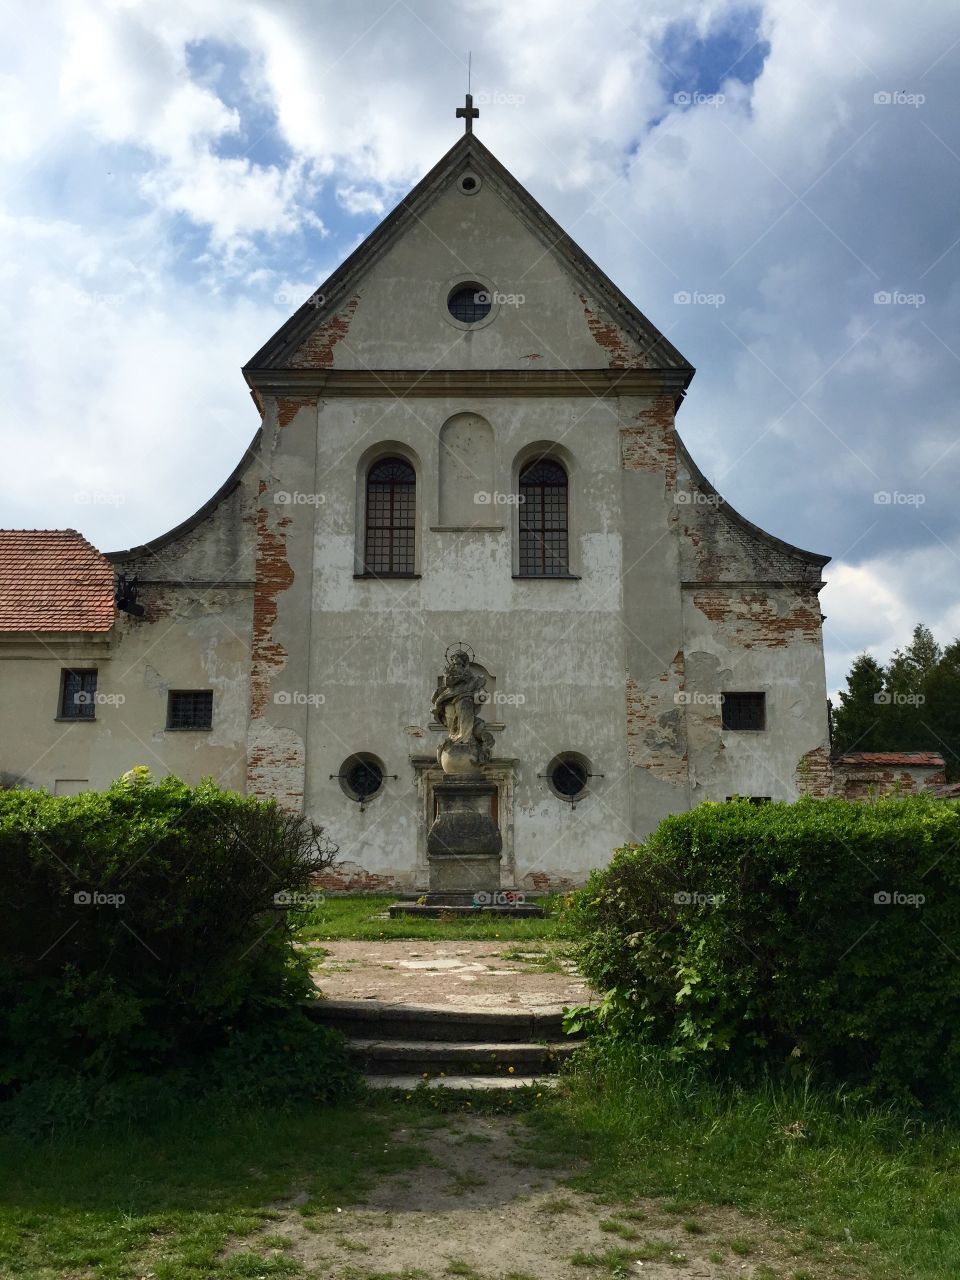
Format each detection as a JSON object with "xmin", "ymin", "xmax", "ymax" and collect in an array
[
  {"xmin": 309, "ymin": 939, "xmax": 592, "ymax": 1012},
  {"xmin": 232, "ymin": 1113, "xmax": 818, "ymax": 1279}
]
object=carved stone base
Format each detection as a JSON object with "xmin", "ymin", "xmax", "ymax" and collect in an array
[{"xmin": 427, "ymin": 778, "xmax": 502, "ymax": 893}]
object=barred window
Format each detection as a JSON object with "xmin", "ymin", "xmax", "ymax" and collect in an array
[
  {"xmin": 518, "ymin": 459, "xmax": 569, "ymax": 577},
  {"xmin": 59, "ymin": 669, "xmax": 97, "ymax": 719},
  {"xmin": 721, "ymin": 692, "xmax": 766, "ymax": 731},
  {"xmin": 167, "ymin": 690, "xmax": 213, "ymax": 731},
  {"xmin": 364, "ymin": 457, "xmax": 416, "ymax": 576}
]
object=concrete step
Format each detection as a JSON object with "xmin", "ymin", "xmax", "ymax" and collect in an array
[
  {"xmin": 363, "ymin": 1073, "xmax": 559, "ymax": 1091},
  {"xmin": 307, "ymin": 998, "xmax": 573, "ymax": 1044},
  {"xmin": 348, "ymin": 1037, "xmax": 576, "ymax": 1075},
  {"xmin": 387, "ymin": 902, "xmax": 544, "ymax": 918}
]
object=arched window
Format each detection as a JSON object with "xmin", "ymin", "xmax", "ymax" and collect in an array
[
  {"xmin": 364, "ymin": 457, "xmax": 416, "ymax": 575},
  {"xmin": 518, "ymin": 458, "xmax": 569, "ymax": 577}
]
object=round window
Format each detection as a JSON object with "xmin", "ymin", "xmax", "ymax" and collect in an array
[
  {"xmin": 547, "ymin": 753, "xmax": 590, "ymax": 801},
  {"xmin": 339, "ymin": 753, "xmax": 385, "ymax": 803},
  {"xmin": 457, "ymin": 171, "xmax": 482, "ymax": 195},
  {"xmin": 447, "ymin": 282, "xmax": 492, "ymax": 324}
]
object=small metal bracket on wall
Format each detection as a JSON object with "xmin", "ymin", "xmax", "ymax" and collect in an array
[{"xmin": 329, "ymin": 773, "xmax": 398, "ymax": 813}]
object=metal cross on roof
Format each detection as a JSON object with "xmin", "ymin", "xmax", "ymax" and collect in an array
[{"xmin": 456, "ymin": 92, "xmax": 479, "ymax": 133}]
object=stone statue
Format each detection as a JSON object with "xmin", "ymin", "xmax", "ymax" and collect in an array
[{"xmin": 433, "ymin": 647, "xmax": 496, "ymax": 771}]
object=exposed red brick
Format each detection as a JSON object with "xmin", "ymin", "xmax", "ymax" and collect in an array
[
  {"xmin": 835, "ymin": 752, "xmax": 945, "ymax": 767},
  {"xmin": 579, "ymin": 293, "xmax": 634, "ymax": 367},
  {"xmin": 288, "ymin": 296, "xmax": 360, "ymax": 368},
  {"xmin": 692, "ymin": 589, "xmax": 822, "ymax": 649},
  {"xmin": 620, "ymin": 397, "xmax": 677, "ymax": 489},
  {"xmin": 277, "ymin": 396, "xmax": 314, "ymax": 429},
  {"xmin": 246, "ymin": 738, "xmax": 304, "ymax": 810},
  {"xmin": 795, "ymin": 745, "xmax": 832, "ymax": 797},
  {"xmin": 314, "ymin": 865, "xmax": 398, "ymax": 893},
  {"xmin": 626, "ymin": 652, "xmax": 688, "ymax": 785},
  {"xmin": 521, "ymin": 870, "xmax": 575, "ymax": 892},
  {"xmin": 249, "ymin": 502, "xmax": 294, "ymax": 719}
]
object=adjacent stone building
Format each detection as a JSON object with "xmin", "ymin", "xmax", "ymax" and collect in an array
[{"xmin": 1, "ymin": 127, "xmax": 849, "ymax": 888}]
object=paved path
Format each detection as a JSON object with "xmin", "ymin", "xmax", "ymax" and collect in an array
[{"xmin": 307, "ymin": 939, "xmax": 593, "ymax": 1012}]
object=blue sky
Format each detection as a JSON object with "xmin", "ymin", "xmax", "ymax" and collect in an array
[{"xmin": 0, "ymin": 0, "xmax": 958, "ymax": 696}]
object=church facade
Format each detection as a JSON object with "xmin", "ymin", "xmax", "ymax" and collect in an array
[{"xmin": 0, "ymin": 128, "xmax": 839, "ymax": 890}]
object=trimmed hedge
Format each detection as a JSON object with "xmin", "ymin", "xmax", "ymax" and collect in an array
[
  {"xmin": 567, "ymin": 796, "xmax": 960, "ymax": 1103},
  {"xmin": 0, "ymin": 772, "xmax": 356, "ymax": 1123}
]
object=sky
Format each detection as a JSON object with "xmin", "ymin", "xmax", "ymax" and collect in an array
[{"xmin": 1, "ymin": 0, "xmax": 958, "ymax": 697}]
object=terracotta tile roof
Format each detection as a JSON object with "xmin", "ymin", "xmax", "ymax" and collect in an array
[
  {"xmin": 0, "ymin": 530, "xmax": 115, "ymax": 632},
  {"xmin": 834, "ymin": 751, "xmax": 945, "ymax": 768}
]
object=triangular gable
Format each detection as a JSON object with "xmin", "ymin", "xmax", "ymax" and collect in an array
[{"xmin": 244, "ymin": 134, "xmax": 693, "ymax": 378}]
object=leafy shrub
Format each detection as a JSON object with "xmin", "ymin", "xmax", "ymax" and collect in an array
[
  {"xmin": 0, "ymin": 772, "xmax": 355, "ymax": 1123},
  {"xmin": 566, "ymin": 796, "xmax": 960, "ymax": 1104}
]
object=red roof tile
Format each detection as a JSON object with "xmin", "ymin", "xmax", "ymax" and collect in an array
[
  {"xmin": 834, "ymin": 751, "xmax": 945, "ymax": 768},
  {"xmin": 0, "ymin": 530, "xmax": 114, "ymax": 632}
]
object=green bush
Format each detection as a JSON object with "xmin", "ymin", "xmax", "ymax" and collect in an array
[
  {"xmin": 566, "ymin": 795, "xmax": 960, "ymax": 1104},
  {"xmin": 0, "ymin": 772, "xmax": 356, "ymax": 1124}
]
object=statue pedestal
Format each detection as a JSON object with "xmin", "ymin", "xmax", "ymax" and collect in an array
[{"xmin": 427, "ymin": 778, "xmax": 502, "ymax": 893}]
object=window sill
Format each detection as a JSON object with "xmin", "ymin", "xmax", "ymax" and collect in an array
[
  {"xmin": 430, "ymin": 525, "xmax": 504, "ymax": 533},
  {"xmin": 512, "ymin": 573, "xmax": 581, "ymax": 581},
  {"xmin": 54, "ymin": 716, "xmax": 97, "ymax": 723},
  {"xmin": 165, "ymin": 726, "xmax": 213, "ymax": 732},
  {"xmin": 354, "ymin": 572, "xmax": 422, "ymax": 580}
]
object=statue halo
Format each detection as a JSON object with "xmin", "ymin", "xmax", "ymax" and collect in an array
[{"xmin": 444, "ymin": 641, "xmax": 476, "ymax": 665}]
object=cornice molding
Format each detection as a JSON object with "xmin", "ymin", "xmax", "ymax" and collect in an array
[{"xmin": 244, "ymin": 367, "xmax": 690, "ymax": 400}]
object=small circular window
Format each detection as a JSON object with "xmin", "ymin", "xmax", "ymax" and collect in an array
[
  {"xmin": 458, "ymin": 171, "xmax": 482, "ymax": 195},
  {"xmin": 339, "ymin": 753, "xmax": 385, "ymax": 803},
  {"xmin": 447, "ymin": 282, "xmax": 491, "ymax": 324},
  {"xmin": 547, "ymin": 753, "xmax": 591, "ymax": 802}
]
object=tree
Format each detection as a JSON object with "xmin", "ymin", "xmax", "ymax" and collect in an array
[
  {"xmin": 831, "ymin": 653, "xmax": 885, "ymax": 753},
  {"xmin": 832, "ymin": 624, "xmax": 960, "ymax": 780}
]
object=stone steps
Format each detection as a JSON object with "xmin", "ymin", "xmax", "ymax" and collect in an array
[
  {"xmin": 363, "ymin": 1074, "xmax": 558, "ymax": 1091},
  {"xmin": 307, "ymin": 998, "xmax": 578, "ymax": 1091},
  {"xmin": 347, "ymin": 1036, "xmax": 577, "ymax": 1076}
]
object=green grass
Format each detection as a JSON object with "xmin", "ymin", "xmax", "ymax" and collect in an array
[
  {"xmin": 528, "ymin": 1039, "xmax": 960, "ymax": 1280},
  {"xmin": 296, "ymin": 894, "xmax": 564, "ymax": 942},
  {"xmin": 0, "ymin": 1099, "xmax": 428, "ymax": 1280}
]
